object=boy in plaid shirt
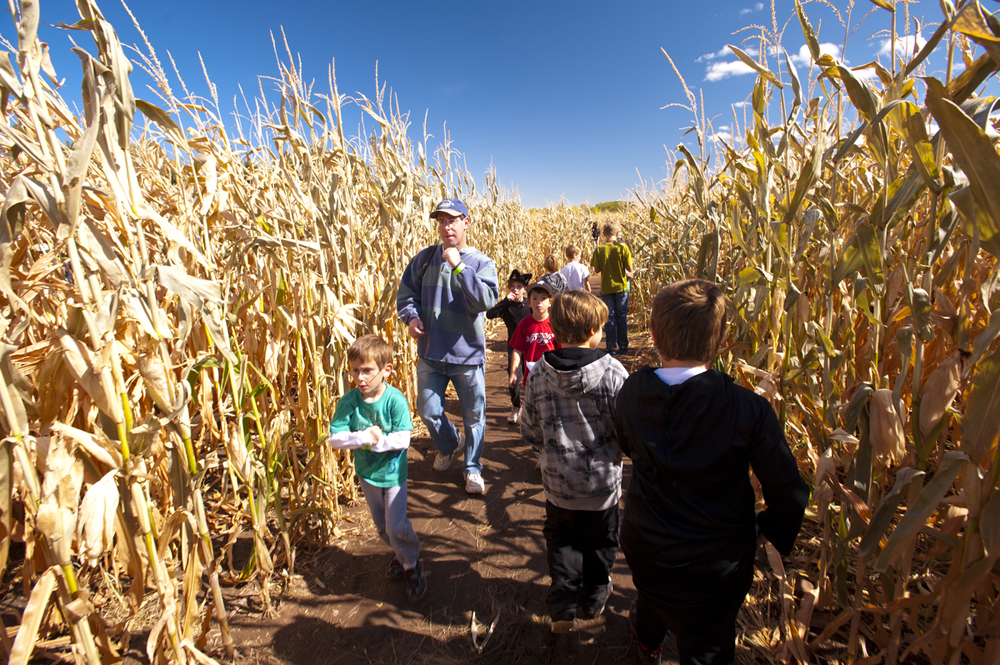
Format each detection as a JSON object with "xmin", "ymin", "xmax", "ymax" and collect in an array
[{"xmin": 520, "ymin": 290, "xmax": 628, "ymax": 632}]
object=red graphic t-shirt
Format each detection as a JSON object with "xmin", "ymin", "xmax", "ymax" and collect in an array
[{"xmin": 509, "ymin": 316, "xmax": 561, "ymax": 385}]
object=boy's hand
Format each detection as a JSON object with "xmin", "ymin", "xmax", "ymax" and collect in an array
[
  {"xmin": 508, "ymin": 373, "xmax": 518, "ymax": 389},
  {"xmin": 368, "ymin": 426, "xmax": 383, "ymax": 446}
]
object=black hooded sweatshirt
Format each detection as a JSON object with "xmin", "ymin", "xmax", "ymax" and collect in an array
[{"xmin": 614, "ymin": 367, "xmax": 809, "ymax": 568}]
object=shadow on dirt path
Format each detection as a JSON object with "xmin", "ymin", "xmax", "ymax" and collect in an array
[{"xmin": 223, "ymin": 326, "xmax": 672, "ymax": 665}]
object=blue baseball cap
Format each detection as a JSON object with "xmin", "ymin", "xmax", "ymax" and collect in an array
[{"xmin": 430, "ymin": 198, "xmax": 470, "ymax": 219}]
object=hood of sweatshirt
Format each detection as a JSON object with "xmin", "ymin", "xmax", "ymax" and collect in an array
[{"xmin": 537, "ymin": 348, "xmax": 617, "ymax": 397}]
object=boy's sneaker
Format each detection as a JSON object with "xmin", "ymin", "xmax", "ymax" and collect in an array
[
  {"xmin": 386, "ymin": 557, "xmax": 404, "ymax": 581},
  {"xmin": 405, "ymin": 561, "xmax": 426, "ymax": 602},
  {"xmin": 638, "ymin": 643, "xmax": 664, "ymax": 664},
  {"xmin": 433, "ymin": 434, "xmax": 464, "ymax": 471},
  {"xmin": 507, "ymin": 406, "xmax": 520, "ymax": 424},
  {"xmin": 628, "ymin": 607, "xmax": 664, "ymax": 664},
  {"xmin": 465, "ymin": 472, "xmax": 485, "ymax": 494}
]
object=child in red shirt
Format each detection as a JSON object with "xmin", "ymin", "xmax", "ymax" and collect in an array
[{"xmin": 509, "ymin": 272, "xmax": 567, "ymax": 389}]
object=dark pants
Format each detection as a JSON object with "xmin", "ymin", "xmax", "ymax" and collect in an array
[
  {"xmin": 506, "ymin": 347, "xmax": 521, "ymax": 408},
  {"xmin": 600, "ymin": 290, "xmax": 629, "ymax": 353},
  {"xmin": 623, "ymin": 530, "xmax": 755, "ymax": 665},
  {"xmin": 543, "ymin": 501, "xmax": 620, "ymax": 620}
]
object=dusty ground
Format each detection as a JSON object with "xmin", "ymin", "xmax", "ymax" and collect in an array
[{"xmin": 221, "ymin": 330, "xmax": 672, "ymax": 665}]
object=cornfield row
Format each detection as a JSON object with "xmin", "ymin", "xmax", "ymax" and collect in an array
[
  {"xmin": 617, "ymin": 0, "xmax": 1000, "ymax": 662},
  {"xmin": 2, "ymin": 0, "xmax": 1000, "ymax": 663}
]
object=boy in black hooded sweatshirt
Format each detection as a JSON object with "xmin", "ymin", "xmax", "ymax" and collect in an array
[{"xmin": 614, "ymin": 280, "xmax": 809, "ymax": 665}]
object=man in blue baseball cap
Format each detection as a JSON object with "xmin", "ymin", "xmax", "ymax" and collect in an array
[{"xmin": 396, "ymin": 199, "xmax": 499, "ymax": 494}]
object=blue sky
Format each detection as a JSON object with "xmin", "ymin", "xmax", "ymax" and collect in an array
[{"xmin": 22, "ymin": 1, "xmax": 961, "ymax": 207}]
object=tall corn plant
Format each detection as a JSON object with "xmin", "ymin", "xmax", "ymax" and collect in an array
[{"xmin": 638, "ymin": 1, "xmax": 1000, "ymax": 661}]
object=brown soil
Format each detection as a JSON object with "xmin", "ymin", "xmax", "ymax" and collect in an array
[{"xmin": 220, "ymin": 331, "xmax": 667, "ymax": 665}]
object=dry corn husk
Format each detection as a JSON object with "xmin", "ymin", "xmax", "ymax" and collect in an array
[
  {"xmin": 870, "ymin": 389, "xmax": 906, "ymax": 467},
  {"xmin": 77, "ymin": 469, "xmax": 119, "ymax": 566},
  {"xmin": 919, "ymin": 352, "xmax": 963, "ymax": 438}
]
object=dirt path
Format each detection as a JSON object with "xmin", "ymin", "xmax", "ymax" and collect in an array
[{"xmin": 223, "ymin": 323, "xmax": 670, "ymax": 665}]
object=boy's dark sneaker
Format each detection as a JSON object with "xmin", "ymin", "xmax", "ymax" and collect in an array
[
  {"xmin": 387, "ymin": 557, "xmax": 404, "ymax": 581},
  {"xmin": 628, "ymin": 606, "xmax": 665, "ymax": 664},
  {"xmin": 405, "ymin": 561, "xmax": 426, "ymax": 602}
]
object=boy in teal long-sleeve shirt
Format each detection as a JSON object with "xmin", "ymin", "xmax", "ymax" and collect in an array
[{"xmin": 329, "ymin": 334, "xmax": 425, "ymax": 602}]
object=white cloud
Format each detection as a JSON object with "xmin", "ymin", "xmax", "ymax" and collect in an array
[
  {"xmin": 711, "ymin": 130, "xmax": 734, "ymax": 144},
  {"xmin": 739, "ymin": 2, "xmax": 765, "ymax": 15},
  {"xmin": 697, "ymin": 46, "xmax": 733, "ymax": 62},
  {"xmin": 703, "ymin": 42, "xmax": 840, "ymax": 82},
  {"xmin": 879, "ymin": 34, "xmax": 926, "ymax": 57},
  {"xmin": 705, "ymin": 59, "xmax": 756, "ymax": 81},
  {"xmin": 698, "ymin": 45, "xmax": 760, "ymax": 62},
  {"xmin": 733, "ymin": 101, "xmax": 750, "ymax": 108},
  {"xmin": 788, "ymin": 43, "xmax": 842, "ymax": 67}
]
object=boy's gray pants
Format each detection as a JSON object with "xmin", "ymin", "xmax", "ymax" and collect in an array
[{"xmin": 360, "ymin": 479, "xmax": 421, "ymax": 570}]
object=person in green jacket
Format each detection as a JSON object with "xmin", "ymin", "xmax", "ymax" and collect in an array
[{"xmin": 590, "ymin": 222, "xmax": 633, "ymax": 355}]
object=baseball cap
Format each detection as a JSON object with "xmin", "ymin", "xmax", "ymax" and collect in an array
[
  {"xmin": 527, "ymin": 272, "xmax": 568, "ymax": 299},
  {"xmin": 430, "ymin": 198, "xmax": 470, "ymax": 219}
]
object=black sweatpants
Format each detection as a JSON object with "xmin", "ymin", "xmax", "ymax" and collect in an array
[
  {"xmin": 623, "ymin": 530, "xmax": 755, "ymax": 665},
  {"xmin": 543, "ymin": 500, "xmax": 620, "ymax": 620}
]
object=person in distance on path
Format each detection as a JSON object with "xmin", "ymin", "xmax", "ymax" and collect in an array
[
  {"xmin": 486, "ymin": 269, "xmax": 533, "ymax": 424},
  {"xmin": 590, "ymin": 222, "xmax": 633, "ymax": 355}
]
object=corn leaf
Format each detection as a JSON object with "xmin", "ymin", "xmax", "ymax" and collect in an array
[
  {"xmin": 925, "ymin": 78, "xmax": 1000, "ymax": 258},
  {"xmin": 728, "ymin": 45, "xmax": 782, "ymax": 88},
  {"xmin": 874, "ymin": 453, "xmax": 966, "ymax": 571},
  {"xmin": 9, "ymin": 567, "xmax": 56, "ymax": 665},
  {"xmin": 963, "ymin": 348, "xmax": 1000, "ymax": 463}
]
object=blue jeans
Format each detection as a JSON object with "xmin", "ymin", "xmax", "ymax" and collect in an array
[
  {"xmin": 416, "ymin": 357, "xmax": 486, "ymax": 473},
  {"xmin": 601, "ymin": 291, "xmax": 629, "ymax": 353},
  {"xmin": 360, "ymin": 479, "xmax": 421, "ymax": 569}
]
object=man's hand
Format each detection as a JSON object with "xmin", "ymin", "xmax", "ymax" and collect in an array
[
  {"xmin": 368, "ymin": 425, "xmax": 383, "ymax": 446},
  {"xmin": 441, "ymin": 247, "xmax": 461, "ymax": 268},
  {"xmin": 407, "ymin": 318, "xmax": 425, "ymax": 339}
]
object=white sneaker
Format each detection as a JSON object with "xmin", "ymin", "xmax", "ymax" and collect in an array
[
  {"xmin": 507, "ymin": 406, "xmax": 520, "ymax": 424},
  {"xmin": 433, "ymin": 433, "xmax": 464, "ymax": 471},
  {"xmin": 465, "ymin": 471, "xmax": 485, "ymax": 494},
  {"xmin": 512, "ymin": 407, "xmax": 521, "ymax": 424}
]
